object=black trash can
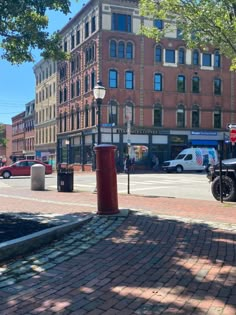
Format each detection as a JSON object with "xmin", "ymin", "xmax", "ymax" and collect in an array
[{"xmin": 57, "ymin": 168, "xmax": 74, "ymax": 192}]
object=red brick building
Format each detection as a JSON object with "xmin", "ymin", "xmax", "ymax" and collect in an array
[
  {"xmin": 56, "ymin": 0, "xmax": 235, "ymax": 170},
  {"xmin": 11, "ymin": 112, "xmax": 25, "ymax": 162},
  {"xmin": 0, "ymin": 124, "xmax": 12, "ymax": 165}
]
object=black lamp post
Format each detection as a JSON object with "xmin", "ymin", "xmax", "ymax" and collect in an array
[{"xmin": 93, "ymin": 81, "xmax": 106, "ymax": 145}]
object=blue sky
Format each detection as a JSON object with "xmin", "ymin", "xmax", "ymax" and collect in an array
[{"xmin": 0, "ymin": 1, "xmax": 88, "ymax": 125}]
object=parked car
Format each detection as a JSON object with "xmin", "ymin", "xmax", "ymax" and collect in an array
[
  {"xmin": 0, "ymin": 160, "xmax": 53, "ymax": 179},
  {"xmin": 207, "ymin": 158, "xmax": 236, "ymax": 202},
  {"xmin": 162, "ymin": 147, "xmax": 218, "ymax": 173}
]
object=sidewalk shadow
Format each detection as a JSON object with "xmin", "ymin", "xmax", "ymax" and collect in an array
[{"xmin": 0, "ymin": 212, "xmax": 235, "ymax": 314}]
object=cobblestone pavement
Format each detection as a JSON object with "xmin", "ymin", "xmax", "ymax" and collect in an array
[{"xmin": 0, "ymin": 186, "xmax": 236, "ymax": 314}]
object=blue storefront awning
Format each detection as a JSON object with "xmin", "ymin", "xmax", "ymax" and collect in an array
[{"xmin": 191, "ymin": 140, "xmax": 218, "ymax": 146}]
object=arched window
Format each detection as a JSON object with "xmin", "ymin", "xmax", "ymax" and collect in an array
[
  {"xmin": 177, "ymin": 75, "xmax": 185, "ymax": 92},
  {"xmin": 192, "ymin": 76, "xmax": 200, "ymax": 93},
  {"xmin": 177, "ymin": 104, "xmax": 185, "ymax": 128},
  {"xmin": 91, "ymin": 104, "xmax": 96, "ymax": 126},
  {"xmin": 85, "ymin": 106, "xmax": 89, "ymax": 127},
  {"xmin": 153, "ymin": 104, "xmax": 162, "ymax": 127},
  {"xmin": 64, "ymin": 112, "xmax": 67, "ymax": 131},
  {"xmin": 126, "ymin": 42, "xmax": 133, "ymax": 59},
  {"xmin": 109, "ymin": 100, "xmax": 118, "ymax": 126},
  {"xmin": 118, "ymin": 41, "xmax": 125, "ymax": 58},
  {"xmin": 178, "ymin": 48, "xmax": 185, "ymax": 64},
  {"xmin": 110, "ymin": 40, "xmax": 117, "ymax": 57},
  {"xmin": 64, "ymin": 87, "xmax": 67, "ymax": 102},
  {"xmin": 125, "ymin": 102, "xmax": 134, "ymax": 124},
  {"xmin": 193, "ymin": 50, "xmax": 199, "ymax": 65},
  {"xmin": 155, "ymin": 45, "xmax": 162, "ymax": 62},
  {"xmin": 71, "ymin": 108, "xmax": 74, "ymax": 130},
  {"xmin": 192, "ymin": 105, "xmax": 200, "ymax": 128},
  {"xmin": 59, "ymin": 113, "xmax": 62, "ymax": 132},
  {"xmin": 76, "ymin": 108, "xmax": 80, "ymax": 129}
]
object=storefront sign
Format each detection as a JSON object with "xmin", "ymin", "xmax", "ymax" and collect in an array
[{"xmin": 116, "ymin": 128, "xmax": 159, "ymax": 135}]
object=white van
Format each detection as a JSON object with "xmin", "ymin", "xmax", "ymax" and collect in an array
[{"xmin": 162, "ymin": 148, "xmax": 218, "ymax": 173}]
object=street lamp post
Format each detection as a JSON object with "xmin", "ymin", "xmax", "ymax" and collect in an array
[{"xmin": 93, "ymin": 81, "xmax": 106, "ymax": 145}]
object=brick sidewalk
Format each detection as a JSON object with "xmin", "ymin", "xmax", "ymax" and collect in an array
[{"xmin": 0, "ymin": 187, "xmax": 236, "ymax": 314}]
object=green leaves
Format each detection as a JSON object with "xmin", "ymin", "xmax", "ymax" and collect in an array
[{"xmin": 0, "ymin": 0, "xmax": 71, "ymax": 64}]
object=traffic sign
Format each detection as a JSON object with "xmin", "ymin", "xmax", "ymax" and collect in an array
[
  {"xmin": 227, "ymin": 123, "xmax": 236, "ymax": 129},
  {"xmin": 230, "ymin": 129, "xmax": 236, "ymax": 142}
]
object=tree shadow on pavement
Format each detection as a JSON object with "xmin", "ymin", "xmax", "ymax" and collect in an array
[{"xmin": 0, "ymin": 211, "xmax": 235, "ymax": 314}]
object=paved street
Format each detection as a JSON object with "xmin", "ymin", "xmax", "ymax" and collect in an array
[
  {"xmin": 0, "ymin": 171, "xmax": 215, "ymax": 201},
  {"xmin": 0, "ymin": 176, "xmax": 235, "ymax": 314}
]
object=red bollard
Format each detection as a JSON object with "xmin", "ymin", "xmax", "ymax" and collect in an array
[{"xmin": 94, "ymin": 144, "xmax": 119, "ymax": 215}]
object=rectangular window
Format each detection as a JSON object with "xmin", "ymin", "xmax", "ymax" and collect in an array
[
  {"xmin": 71, "ymin": 35, "xmax": 75, "ymax": 49},
  {"xmin": 214, "ymin": 110, "xmax": 221, "ymax": 128},
  {"xmin": 76, "ymin": 80, "xmax": 80, "ymax": 96},
  {"xmin": 109, "ymin": 70, "xmax": 118, "ymax": 88},
  {"xmin": 165, "ymin": 49, "xmax": 175, "ymax": 63},
  {"xmin": 76, "ymin": 30, "xmax": 80, "ymax": 45},
  {"xmin": 85, "ymin": 21, "xmax": 89, "ymax": 38},
  {"xmin": 91, "ymin": 72, "xmax": 95, "ymax": 90},
  {"xmin": 214, "ymin": 79, "xmax": 221, "ymax": 95},
  {"xmin": 154, "ymin": 19, "xmax": 163, "ymax": 30},
  {"xmin": 112, "ymin": 13, "xmax": 131, "ymax": 32},
  {"xmin": 71, "ymin": 83, "xmax": 74, "ymax": 99},
  {"xmin": 192, "ymin": 77, "xmax": 200, "ymax": 93},
  {"xmin": 154, "ymin": 74, "xmax": 162, "ymax": 91},
  {"xmin": 91, "ymin": 16, "xmax": 96, "ymax": 33},
  {"xmin": 202, "ymin": 53, "xmax": 212, "ymax": 66},
  {"xmin": 85, "ymin": 76, "xmax": 89, "ymax": 92},
  {"xmin": 125, "ymin": 71, "xmax": 134, "ymax": 89},
  {"xmin": 64, "ymin": 41, "xmax": 67, "ymax": 52}
]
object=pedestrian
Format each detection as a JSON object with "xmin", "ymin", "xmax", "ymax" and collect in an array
[
  {"xmin": 152, "ymin": 154, "xmax": 159, "ymax": 171},
  {"xmin": 124, "ymin": 155, "xmax": 131, "ymax": 173}
]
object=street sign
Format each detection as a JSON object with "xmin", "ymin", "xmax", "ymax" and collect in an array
[
  {"xmin": 230, "ymin": 129, "xmax": 236, "ymax": 142},
  {"xmin": 227, "ymin": 123, "xmax": 236, "ymax": 129}
]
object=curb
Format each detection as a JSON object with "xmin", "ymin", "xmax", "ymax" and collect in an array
[{"xmin": 0, "ymin": 215, "xmax": 93, "ymax": 263}]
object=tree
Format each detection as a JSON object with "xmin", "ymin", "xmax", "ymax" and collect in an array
[
  {"xmin": 0, "ymin": 124, "xmax": 7, "ymax": 147},
  {"xmin": 139, "ymin": 0, "xmax": 236, "ymax": 69},
  {"xmin": 0, "ymin": 0, "xmax": 72, "ymax": 64}
]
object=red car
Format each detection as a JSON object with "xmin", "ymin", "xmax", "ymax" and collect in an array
[{"xmin": 0, "ymin": 160, "xmax": 53, "ymax": 179}]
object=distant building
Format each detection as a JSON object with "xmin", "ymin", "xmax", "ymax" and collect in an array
[
  {"xmin": 11, "ymin": 112, "xmax": 25, "ymax": 162},
  {"xmin": 33, "ymin": 59, "xmax": 57, "ymax": 169},
  {"xmin": 23, "ymin": 100, "xmax": 35, "ymax": 160},
  {"xmin": 0, "ymin": 124, "xmax": 12, "ymax": 165}
]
